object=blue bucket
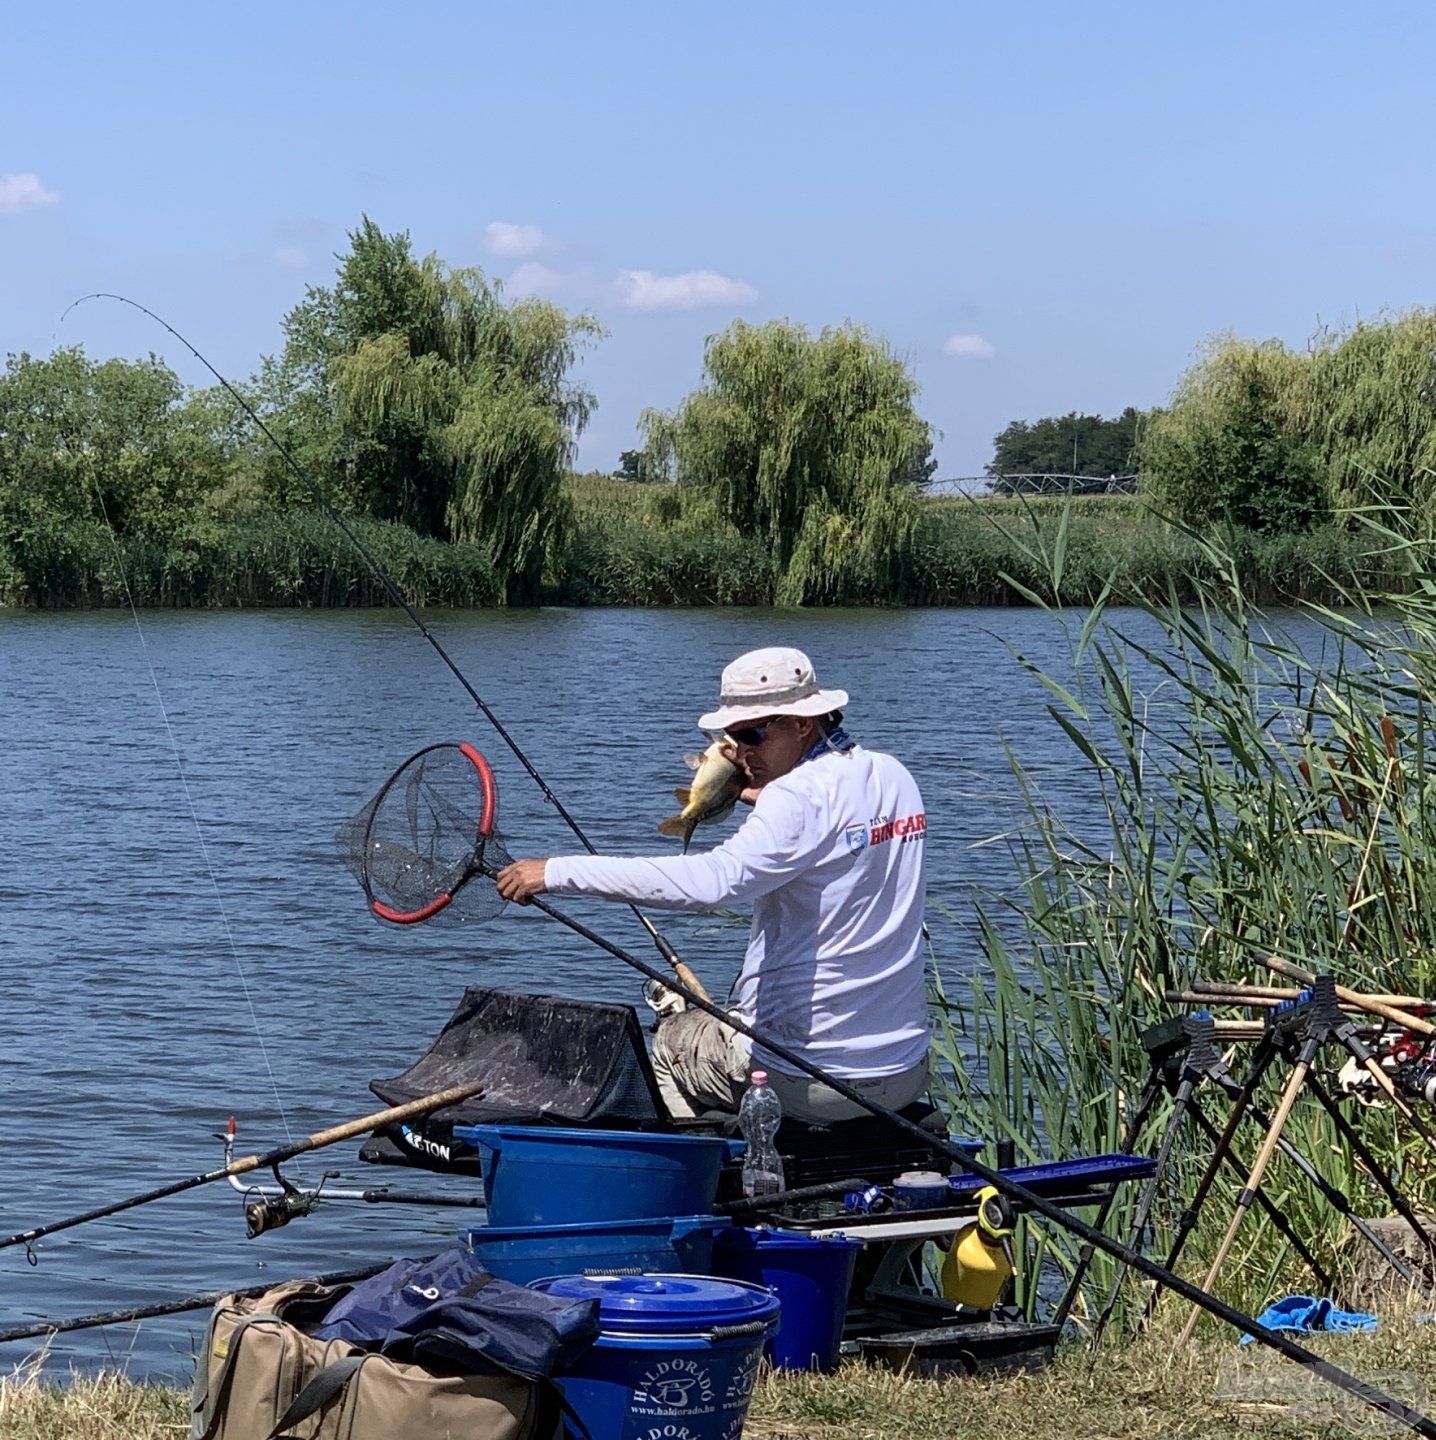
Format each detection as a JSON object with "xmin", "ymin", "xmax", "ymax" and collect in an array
[
  {"xmin": 530, "ymin": 1273, "xmax": 781, "ymax": 1440},
  {"xmin": 711, "ymin": 1225, "xmax": 863, "ymax": 1372},
  {"xmin": 463, "ymin": 1214, "xmax": 731, "ymax": 1285},
  {"xmin": 455, "ymin": 1124, "xmax": 745, "ymax": 1227}
]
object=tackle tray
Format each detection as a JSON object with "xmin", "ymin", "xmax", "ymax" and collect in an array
[
  {"xmin": 767, "ymin": 1153, "xmax": 1158, "ymax": 1232},
  {"xmin": 945, "ymin": 1153, "xmax": 1157, "ymax": 1197},
  {"xmin": 857, "ymin": 1319, "xmax": 1062, "ymax": 1378}
]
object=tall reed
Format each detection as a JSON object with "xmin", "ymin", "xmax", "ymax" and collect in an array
[{"xmin": 930, "ymin": 505, "xmax": 1436, "ymax": 1328}]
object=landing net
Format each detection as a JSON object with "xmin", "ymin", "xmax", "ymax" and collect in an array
[{"xmin": 341, "ymin": 742, "xmax": 512, "ymax": 925}]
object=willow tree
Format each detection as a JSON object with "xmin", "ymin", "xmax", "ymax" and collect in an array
[
  {"xmin": 276, "ymin": 219, "xmax": 601, "ymax": 601},
  {"xmin": 1141, "ymin": 312, "xmax": 1436, "ymax": 536},
  {"xmin": 641, "ymin": 320, "xmax": 935, "ymax": 604},
  {"xmin": 1300, "ymin": 310, "xmax": 1436, "ymax": 519},
  {"xmin": 1139, "ymin": 337, "xmax": 1326, "ymax": 533}
]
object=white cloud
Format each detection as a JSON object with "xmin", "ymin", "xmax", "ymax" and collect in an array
[
  {"xmin": 274, "ymin": 245, "xmax": 308, "ymax": 269},
  {"xmin": 615, "ymin": 268, "xmax": 756, "ymax": 312},
  {"xmin": 942, "ymin": 332, "xmax": 997, "ymax": 359},
  {"xmin": 506, "ymin": 261, "xmax": 563, "ymax": 298},
  {"xmin": 0, "ymin": 172, "xmax": 60, "ymax": 216},
  {"xmin": 498, "ymin": 247, "xmax": 757, "ymax": 313},
  {"xmin": 486, "ymin": 221, "xmax": 544, "ymax": 258}
]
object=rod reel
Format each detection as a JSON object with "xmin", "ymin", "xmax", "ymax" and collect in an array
[{"xmin": 244, "ymin": 1178, "xmax": 327, "ymax": 1238}]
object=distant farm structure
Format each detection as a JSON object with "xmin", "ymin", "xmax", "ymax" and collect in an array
[{"xmin": 925, "ymin": 473, "xmax": 1140, "ymax": 497}]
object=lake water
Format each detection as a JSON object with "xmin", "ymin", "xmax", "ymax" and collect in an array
[{"xmin": 0, "ymin": 603, "xmax": 1309, "ymax": 1377}]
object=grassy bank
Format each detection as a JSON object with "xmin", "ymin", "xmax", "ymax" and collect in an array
[
  {"xmin": 8, "ymin": 1321, "xmax": 1433, "ymax": 1440},
  {"xmin": 1, "ymin": 484, "xmax": 1397, "ymax": 609}
]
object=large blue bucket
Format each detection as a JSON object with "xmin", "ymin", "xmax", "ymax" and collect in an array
[
  {"xmin": 530, "ymin": 1274, "xmax": 781, "ymax": 1440},
  {"xmin": 711, "ymin": 1225, "xmax": 863, "ymax": 1372},
  {"xmin": 462, "ymin": 1214, "xmax": 731, "ymax": 1285},
  {"xmin": 454, "ymin": 1123, "xmax": 745, "ymax": 1227}
]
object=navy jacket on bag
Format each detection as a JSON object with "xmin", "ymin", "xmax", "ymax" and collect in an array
[{"xmin": 311, "ymin": 1248, "xmax": 599, "ymax": 1380}]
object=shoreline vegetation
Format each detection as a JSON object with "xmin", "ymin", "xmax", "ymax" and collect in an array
[
  {"xmin": 4, "ymin": 219, "xmax": 1436, "ymax": 611},
  {"xmin": 0, "ymin": 486, "xmax": 1402, "ymax": 612}
]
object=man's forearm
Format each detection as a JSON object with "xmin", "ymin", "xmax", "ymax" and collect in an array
[{"xmin": 545, "ymin": 853, "xmax": 738, "ymax": 910}]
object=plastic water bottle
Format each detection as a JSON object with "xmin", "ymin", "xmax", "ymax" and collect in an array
[{"xmin": 738, "ymin": 1070, "xmax": 785, "ymax": 1199}]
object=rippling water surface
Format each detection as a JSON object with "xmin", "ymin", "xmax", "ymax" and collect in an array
[{"xmin": 0, "ymin": 604, "xmax": 1322, "ymax": 1377}]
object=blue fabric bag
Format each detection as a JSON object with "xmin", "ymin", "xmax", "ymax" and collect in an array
[
  {"xmin": 1239, "ymin": 1294, "xmax": 1378, "ymax": 1344},
  {"xmin": 311, "ymin": 1247, "xmax": 599, "ymax": 1380}
]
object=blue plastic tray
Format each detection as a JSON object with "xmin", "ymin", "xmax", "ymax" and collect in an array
[
  {"xmin": 453, "ymin": 1123, "xmax": 744, "ymax": 1227},
  {"xmin": 947, "ymin": 1153, "xmax": 1156, "ymax": 1198},
  {"xmin": 462, "ymin": 1213, "xmax": 731, "ymax": 1285}
]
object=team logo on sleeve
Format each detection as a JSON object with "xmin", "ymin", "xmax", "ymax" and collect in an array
[{"xmin": 844, "ymin": 824, "xmax": 870, "ymax": 856}]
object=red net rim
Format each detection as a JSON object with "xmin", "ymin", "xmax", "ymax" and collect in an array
[{"xmin": 364, "ymin": 742, "xmax": 498, "ymax": 925}]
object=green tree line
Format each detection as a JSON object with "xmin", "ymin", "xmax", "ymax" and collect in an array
[
  {"xmin": 3, "ymin": 216, "xmax": 1435, "ymax": 607},
  {"xmin": 986, "ymin": 408, "xmax": 1144, "ymax": 488},
  {"xmin": 0, "ymin": 219, "xmax": 941, "ymax": 607}
]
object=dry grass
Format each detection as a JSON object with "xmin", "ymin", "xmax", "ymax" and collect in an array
[
  {"xmin": 5, "ymin": 1324, "xmax": 1436, "ymax": 1440},
  {"xmin": 0, "ymin": 1354, "xmax": 184, "ymax": 1439},
  {"xmin": 746, "ymin": 1322, "xmax": 1436, "ymax": 1440}
]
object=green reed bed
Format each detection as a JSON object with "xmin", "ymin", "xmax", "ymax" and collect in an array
[
  {"xmin": 553, "ymin": 477, "xmax": 1387, "ymax": 608},
  {"xmin": 928, "ymin": 514, "xmax": 1436, "ymax": 1330},
  {"xmin": 2, "ymin": 512, "xmax": 502, "ymax": 608},
  {"xmin": 0, "ymin": 480, "xmax": 1399, "ymax": 609}
]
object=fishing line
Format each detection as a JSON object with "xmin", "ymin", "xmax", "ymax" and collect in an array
[
  {"xmin": 80, "ymin": 450, "xmax": 303, "ymax": 1167},
  {"xmin": 61, "ymin": 292, "xmax": 697, "ymax": 984}
]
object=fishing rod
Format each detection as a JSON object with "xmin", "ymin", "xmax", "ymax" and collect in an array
[
  {"xmin": 60, "ymin": 293, "xmax": 709, "ymax": 1003},
  {"xmin": 220, "ymin": 1119, "xmax": 484, "ymax": 1236},
  {"xmin": 485, "ymin": 866, "xmax": 1436, "ymax": 1439},
  {"xmin": 0, "ymin": 1081, "xmax": 485, "ymax": 1258},
  {"xmin": 0, "ymin": 1263, "xmax": 392, "ymax": 1347}
]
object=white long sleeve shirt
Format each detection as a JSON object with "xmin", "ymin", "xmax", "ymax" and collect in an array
[{"xmin": 544, "ymin": 745, "xmax": 929, "ymax": 1078}]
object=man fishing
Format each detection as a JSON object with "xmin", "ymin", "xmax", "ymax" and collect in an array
[{"xmin": 496, "ymin": 646, "xmax": 930, "ymax": 1123}]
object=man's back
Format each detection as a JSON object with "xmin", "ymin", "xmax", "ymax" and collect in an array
[
  {"xmin": 732, "ymin": 745, "xmax": 928, "ymax": 1078},
  {"xmin": 502, "ymin": 643, "xmax": 933, "ymax": 1120}
]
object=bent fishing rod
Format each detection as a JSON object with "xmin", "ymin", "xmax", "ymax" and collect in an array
[
  {"xmin": 60, "ymin": 293, "xmax": 709, "ymax": 1002},
  {"xmin": 488, "ymin": 869, "xmax": 1436, "ymax": 1440},
  {"xmin": 0, "ymin": 1081, "xmax": 485, "ymax": 1258}
]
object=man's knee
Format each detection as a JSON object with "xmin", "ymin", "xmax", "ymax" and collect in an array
[{"xmin": 652, "ymin": 1010, "xmax": 749, "ymax": 1115}]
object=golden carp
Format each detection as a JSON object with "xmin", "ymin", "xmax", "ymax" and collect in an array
[{"xmin": 658, "ymin": 739, "xmax": 746, "ymax": 852}]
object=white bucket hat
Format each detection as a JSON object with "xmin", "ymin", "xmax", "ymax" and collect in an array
[{"xmin": 698, "ymin": 647, "xmax": 849, "ymax": 732}]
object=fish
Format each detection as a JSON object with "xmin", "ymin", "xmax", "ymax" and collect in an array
[{"xmin": 657, "ymin": 739, "xmax": 747, "ymax": 852}]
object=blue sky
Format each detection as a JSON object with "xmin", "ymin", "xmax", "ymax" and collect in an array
[{"xmin": 3, "ymin": 2, "xmax": 1435, "ymax": 478}]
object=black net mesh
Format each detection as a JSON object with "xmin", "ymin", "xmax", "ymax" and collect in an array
[
  {"xmin": 360, "ymin": 987, "xmax": 672, "ymax": 1173},
  {"xmin": 340, "ymin": 745, "xmax": 512, "ymax": 925}
]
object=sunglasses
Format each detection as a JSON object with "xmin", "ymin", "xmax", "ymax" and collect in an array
[{"xmin": 725, "ymin": 718, "xmax": 780, "ymax": 747}]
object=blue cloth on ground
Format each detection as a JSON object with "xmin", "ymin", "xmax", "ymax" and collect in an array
[{"xmin": 1238, "ymin": 1294, "xmax": 1378, "ymax": 1344}]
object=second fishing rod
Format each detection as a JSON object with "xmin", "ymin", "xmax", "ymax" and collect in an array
[{"xmin": 66, "ymin": 294, "xmax": 707, "ymax": 1001}]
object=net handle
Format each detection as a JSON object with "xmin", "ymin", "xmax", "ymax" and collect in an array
[{"xmin": 363, "ymin": 742, "xmax": 498, "ymax": 925}]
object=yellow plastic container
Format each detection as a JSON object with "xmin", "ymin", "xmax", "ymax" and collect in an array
[{"xmin": 941, "ymin": 1185, "xmax": 1015, "ymax": 1309}]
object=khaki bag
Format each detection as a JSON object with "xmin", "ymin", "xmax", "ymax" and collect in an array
[{"xmin": 190, "ymin": 1279, "xmax": 552, "ymax": 1440}]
